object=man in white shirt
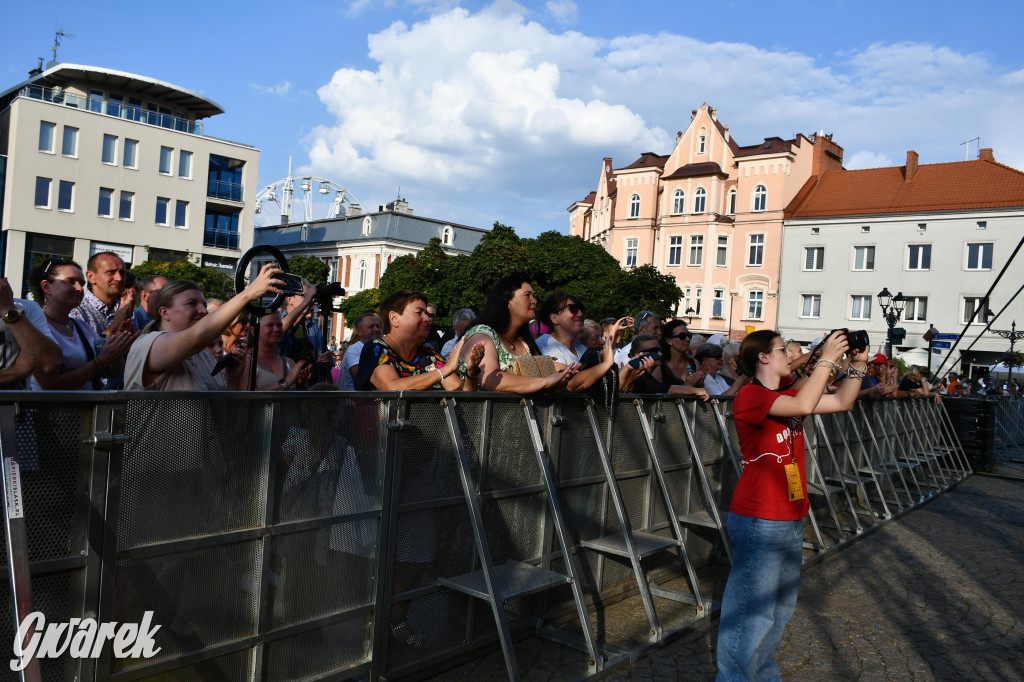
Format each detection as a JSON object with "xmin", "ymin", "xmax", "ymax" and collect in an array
[
  {"xmin": 341, "ymin": 312, "xmax": 381, "ymax": 390},
  {"xmin": 615, "ymin": 311, "xmax": 662, "ymax": 368}
]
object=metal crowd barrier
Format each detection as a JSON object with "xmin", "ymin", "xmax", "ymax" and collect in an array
[{"xmin": 0, "ymin": 392, "xmax": 969, "ymax": 681}]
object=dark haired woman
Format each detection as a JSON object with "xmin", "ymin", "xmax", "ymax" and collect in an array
[
  {"xmin": 124, "ymin": 264, "xmax": 285, "ymax": 390},
  {"xmin": 536, "ymin": 291, "xmax": 621, "ymax": 391},
  {"xmin": 458, "ymin": 273, "xmax": 577, "ymax": 393},
  {"xmin": 620, "ymin": 334, "xmax": 708, "ymax": 399},
  {"xmin": 716, "ymin": 329, "xmax": 868, "ymax": 681},
  {"xmin": 660, "ymin": 320, "xmax": 706, "ymax": 389},
  {"xmin": 28, "ymin": 259, "xmax": 137, "ymax": 390}
]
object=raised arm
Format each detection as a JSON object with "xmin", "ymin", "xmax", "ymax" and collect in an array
[
  {"xmin": 768, "ymin": 332, "xmax": 851, "ymax": 418},
  {"xmin": 460, "ymin": 333, "xmax": 575, "ymax": 394}
]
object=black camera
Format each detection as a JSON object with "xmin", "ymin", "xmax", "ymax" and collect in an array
[
  {"xmin": 831, "ymin": 328, "xmax": 870, "ymax": 353},
  {"xmin": 312, "ymin": 282, "xmax": 346, "ymax": 313},
  {"xmin": 628, "ymin": 350, "xmax": 661, "ymax": 368}
]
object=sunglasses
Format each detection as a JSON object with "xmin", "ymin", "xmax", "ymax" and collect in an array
[
  {"xmin": 670, "ymin": 333, "xmax": 692, "ymax": 340},
  {"xmin": 41, "ymin": 256, "xmax": 72, "ymax": 273},
  {"xmin": 426, "ymin": 312, "xmax": 436, "ymax": 318},
  {"xmin": 562, "ymin": 302, "xmax": 585, "ymax": 315}
]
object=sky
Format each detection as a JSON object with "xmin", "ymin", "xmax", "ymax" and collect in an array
[{"xmin": 4, "ymin": 0, "xmax": 1024, "ymax": 236}]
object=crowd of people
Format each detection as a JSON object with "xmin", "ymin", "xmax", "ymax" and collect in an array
[{"xmin": 2, "ymin": 255, "xmax": 1018, "ymax": 402}]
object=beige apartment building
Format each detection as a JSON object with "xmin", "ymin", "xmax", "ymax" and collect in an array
[
  {"xmin": 569, "ymin": 103, "xmax": 843, "ymax": 338},
  {"xmin": 0, "ymin": 62, "xmax": 259, "ymax": 295}
]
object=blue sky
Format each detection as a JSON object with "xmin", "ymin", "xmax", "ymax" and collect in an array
[{"xmin": 4, "ymin": 0, "xmax": 1023, "ymax": 236}]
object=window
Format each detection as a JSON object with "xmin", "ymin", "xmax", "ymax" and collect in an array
[
  {"xmin": 850, "ymin": 295, "xmax": 872, "ymax": 320},
  {"xmin": 35, "ymin": 177, "xmax": 51, "ymax": 208},
  {"xmin": 159, "ymin": 146, "xmax": 173, "ymax": 174},
  {"xmin": 712, "ymin": 289, "xmax": 725, "ymax": 318},
  {"xmin": 62, "ymin": 126, "xmax": 78, "ymax": 157},
  {"xmin": 668, "ymin": 236, "xmax": 682, "ymax": 266},
  {"xmin": 442, "ymin": 225, "xmax": 453, "ymax": 245},
  {"xmin": 98, "ymin": 188, "xmax": 113, "ymax": 218},
  {"xmin": 918, "ymin": 223, "xmax": 927, "ymax": 232},
  {"xmin": 204, "ymin": 208, "xmax": 241, "ymax": 249},
  {"xmin": 698, "ymin": 135, "xmax": 706, "ymax": 154},
  {"xmin": 57, "ymin": 181, "xmax": 74, "ymax": 211},
  {"xmin": 716, "ymin": 236, "xmax": 729, "ymax": 267},
  {"xmin": 861, "ymin": 225, "xmax": 870, "ymax": 233},
  {"xmin": 907, "ymin": 244, "xmax": 931, "ymax": 270},
  {"xmin": 966, "ymin": 243, "xmax": 993, "ymax": 270},
  {"xmin": 672, "ymin": 189, "xmax": 684, "ymax": 215},
  {"xmin": 107, "ymin": 93, "xmax": 123, "ymax": 118},
  {"xmin": 625, "ymin": 238, "xmax": 638, "ymax": 267},
  {"xmin": 801, "ymin": 294, "xmax": 821, "ymax": 318},
  {"xmin": 977, "ymin": 221, "xmax": 987, "ymax": 230},
  {"xmin": 102, "ymin": 134, "xmax": 117, "ymax": 165},
  {"xmin": 119, "ymin": 191, "xmax": 134, "ymax": 220},
  {"xmin": 811, "ymin": 227, "xmax": 820, "ymax": 235},
  {"xmin": 178, "ymin": 151, "xmax": 192, "ymax": 179},
  {"xmin": 682, "ymin": 287, "xmax": 691, "ymax": 315},
  {"xmin": 962, "ymin": 297, "xmax": 990, "ymax": 325},
  {"xmin": 904, "ymin": 296, "xmax": 927, "ymax": 322},
  {"xmin": 88, "ymin": 90, "xmax": 104, "ymax": 113},
  {"xmin": 694, "ymin": 287, "xmax": 703, "ymax": 315},
  {"xmin": 174, "ymin": 201, "xmax": 188, "ymax": 228},
  {"xmin": 38, "ymin": 122, "xmax": 55, "ymax": 153},
  {"xmin": 804, "ymin": 246, "xmax": 824, "ymax": 271},
  {"xmin": 208, "ymin": 155, "xmax": 244, "ymax": 201},
  {"xmin": 629, "ymin": 193, "xmax": 640, "ymax": 218},
  {"xmin": 123, "ymin": 139, "xmax": 138, "ymax": 168},
  {"xmin": 693, "ymin": 187, "xmax": 706, "ymax": 213},
  {"xmin": 753, "ymin": 185, "xmax": 767, "ymax": 212},
  {"xmin": 728, "ymin": 190, "xmax": 736, "ymax": 215},
  {"xmin": 155, "ymin": 197, "xmax": 169, "ymax": 225},
  {"xmin": 358, "ymin": 261, "xmax": 367, "ymax": 289},
  {"xmin": 688, "ymin": 235, "xmax": 703, "ymax": 266},
  {"xmin": 853, "ymin": 246, "xmax": 875, "ymax": 271},
  {"xmin": 748, "ymin": 234, "xmax": 764, "ymax": 266},
  {"xmin": 746, "ymin": 290, "xmax": 764, "ymax": 320}
]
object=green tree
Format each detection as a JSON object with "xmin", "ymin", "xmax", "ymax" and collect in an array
[
  {"xmin": 287, "ymin": 255, "xmax": 330, "ymax": 285},
  {"xmin": 610, "ymin": 264, "xmax": 683, "ymax": 320},
  {"xmin": 130, "ymin": 260, "xmax": 235, "ymax": 301},
  {"xmin": 336, "ymin": 288, "xmax": 381, "ymax": 321}
]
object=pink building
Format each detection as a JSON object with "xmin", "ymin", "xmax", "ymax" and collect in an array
[{"xmin": 569, "ymin": 103, "xmax": 843, "ymax": 338}]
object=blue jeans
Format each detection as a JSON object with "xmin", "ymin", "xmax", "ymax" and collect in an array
[{"xmin": 716, "ymin": 514, "xmax": 803, "ymax": 682}]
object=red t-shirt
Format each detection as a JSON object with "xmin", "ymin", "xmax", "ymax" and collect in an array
[{"xmin": 730, "ymin": 383, "xmax": 809, "ymax": 521}]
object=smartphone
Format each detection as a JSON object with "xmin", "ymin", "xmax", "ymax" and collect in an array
[
  {"xmin": 628, "ymin": 350, "xmax": 661, "ymax": 368},
  {"xmin": 275, "ymin": 272, "xmax": 305, "ymax": 296}
]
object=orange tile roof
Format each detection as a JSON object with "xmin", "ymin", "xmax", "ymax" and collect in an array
[{"xmin": 791, "ymin": 158, "xmax": 1024, "ymax": 218}]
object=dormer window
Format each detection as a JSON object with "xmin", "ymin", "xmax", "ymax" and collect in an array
[
  {"xmin": 442, "ymin": 225, "xmax": 454, "ymax": 245},
  {"xmin": 763, "ymin": 140, "xmax": 772, "ymax": 149}
]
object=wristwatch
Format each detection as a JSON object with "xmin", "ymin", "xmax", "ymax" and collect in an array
[
  {"xmin": 278, "ymin": 378, "xmax": 290, "ymax": 389},
  {"xmin": 2, "ymin": 309, "xmax": 22, "ymax": 324}
]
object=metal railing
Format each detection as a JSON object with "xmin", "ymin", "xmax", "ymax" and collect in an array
[
  {"xmin": 207, "ymin": 180, "xmax": 244, "ymax": 202},
  {"xmin": 17, "ymin": 85, "xmax": 205, "ymax": 136},
  {"xmin": 0, "ymin": 392, "xmax": 971, "ymax": 681},
  {"xmin": 203, "ymin": 228, "xmax": 240, "ymax": 250}
]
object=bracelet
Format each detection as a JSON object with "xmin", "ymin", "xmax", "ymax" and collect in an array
[
  {"xmin": 846, "ymin": 366, "xmax": 867, "ymax": 379},
  {"xmin": 433, "ymin": 367, "xmax": 444, "ymax": 385},
  {"xmin": 816, "ymin": 359, "xmax": 840, "ymax": 377}
]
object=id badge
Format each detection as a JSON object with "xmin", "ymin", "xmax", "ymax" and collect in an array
[{"xmin": 784, "ymin": 462, "xmax": 804, "ymax": 501}]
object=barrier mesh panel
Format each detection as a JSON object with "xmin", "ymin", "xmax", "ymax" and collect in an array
[
  {"xmin": 556, "ymin": 400, "xmax": 603, "ymax": 481},
  {"xmin": 482, "ymin": 402, "xmax": 542, "ymax": 493},
  {"xmin": 135, "ymin": 649, "xmax": 253, "ymax": 681},
  {"xmin": 0, "ymin": 571, "xmax": 73, "ymax": 682},
  {"xmin": 482, "ymin": 495, "xmax": 543, "ymax": 564},
  {"xmin": 111, "ymin": 540, "xmax": 261, "ymax": 671},
  {"xmin": 610, "ymin": 406, "xmax": 650, "ymax": 474},
  {"xmin": 120, "ymin": 399, "xmax": 268, "ymax": 549},
  {"xmin": 400, "ymin": 401, "xmax": 460, "ymax": 505},
  {"xmin": 263, "ymin": 617, "xmax": 368, "ymax": 680}
]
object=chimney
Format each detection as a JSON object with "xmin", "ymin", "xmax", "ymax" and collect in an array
[
  {"xmin": 905, "ymin": 150, "xmax": 919, "ymax": 181},
  {"xmin": 979, "ymin": 147, "xmax": 994, "ymax": 162},
  {"xmin": 28, "ymin": 58, "xmax": 43, "ymax": 77}
]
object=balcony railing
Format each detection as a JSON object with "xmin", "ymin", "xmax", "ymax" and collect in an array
[
  {"xmin": 203, "ymin": 227, "xmax": 239, "ymax": 250},
  {"xmin": 207, "ymin": 179, "xmax": 243, "ymax": 202},
  {"xmin": 17, "ymin": 84, "xmax": 205, "ymax": 136}
]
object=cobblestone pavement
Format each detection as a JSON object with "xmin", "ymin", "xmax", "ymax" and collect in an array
[{"xmin": 430, "ymin": 446, "xmax": 1024, "ymax": 681}]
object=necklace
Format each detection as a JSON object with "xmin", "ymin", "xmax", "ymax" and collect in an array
[
  {"xmin": 497, "ymin": 331, "xmax": 520, "ymax": 354},
  {"xmin": 44, "ymin": 311, "xmax": 73, "ymax": 335}
]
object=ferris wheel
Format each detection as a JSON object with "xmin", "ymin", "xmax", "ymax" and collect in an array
[{"xmin": 254, "ymin": 161, "xmax": 362, "ymax": 227}]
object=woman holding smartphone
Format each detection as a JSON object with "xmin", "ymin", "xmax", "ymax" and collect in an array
[{"xmin": 716, "ymin": 329, "xmax": 868, "ymax": 681}]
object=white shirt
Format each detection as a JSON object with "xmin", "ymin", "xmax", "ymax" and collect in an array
[
  {"xmin": 537, "ymin": 334, "xmax": 587, "ymax": 366},
  {"xmin": 703, "ymin": 372, "xmax": 732, "ymax": 396},
  {"xmin": 29, "ymin": 318, "xmax": 100, "ymax": 390},
  {"xmin": 614, "ymin": 341, "xmax": 634, "ymax": 369},
  {"xmin": 340, "ymin": 340, "xmax": 364, "ymax": 391}
]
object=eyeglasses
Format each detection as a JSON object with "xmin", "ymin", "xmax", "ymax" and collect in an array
[
  {"xmin": 670, "ymin": 333, "xmax": 691, "ymax": 340},
  {"xmin": 636, "ymin": 311, "xmax": 655, "ymax": 325},
  {"xmin": 562, "ymin": 302, "xmax": 585, "ymax": 315},
  {"xmin": 426, "ymin": 312, "xmax": 436, "ymax": 319},
  {"xmin": 48, "ymin": 276, "xmax": 86, "ymax": 287},
  {"xmin": 767, "ymin": 346, "xmax": 787, "ymax": 354}
]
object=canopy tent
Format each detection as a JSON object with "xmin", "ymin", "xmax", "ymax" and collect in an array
[{"xmin": 988, "ymin": 362, "xmax": 1021, "ymax": 379}]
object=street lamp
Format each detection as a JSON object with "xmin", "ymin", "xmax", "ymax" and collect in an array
[
  {"xmin": 877, "ymin": 288, "xmax": 906, "ymax": 359},
  {"xmin": 684, "ymin": 307, "xmax": 695, "ymax": 325},
  {"xmin": 990, "ymin": 320, "xmax": 1024, "ymax": 388}
]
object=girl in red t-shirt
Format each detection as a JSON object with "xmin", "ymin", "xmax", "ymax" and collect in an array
[{"xmin": 716, "ymin": 330, "xmax": 869, "ymax": 681}]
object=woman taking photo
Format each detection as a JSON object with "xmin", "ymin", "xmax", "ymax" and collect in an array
[
  {"xmin": 716, "ymin": 329, "xmax": 867, "ymax": 681},
  {"xmin": 620, "ymin": 335, "xmax": 708, "ymax": 399},
  {"xmin": 458, "ymin": 273, "xmax": 577, "ymax": 393},
  {"xmin": 28, "ymin": 259, "xmax": 137, "ymax": 390},
  {"xmin": 124, "ymin": 264, "xmax": 285, "ymax": 390}
]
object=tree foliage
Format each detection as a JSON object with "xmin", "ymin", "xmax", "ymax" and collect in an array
[
  {"xmin": 336, "ymin": 288, "xmax": 381, "ymax": 321},
  {"xmin": 287, "ymin": 255, "xmax": 330, "ymax": 285},
  {"xmin": 130, "ymin": 260, "xmax": 235, "ymax": 301},
  {"xmin": 374, "ymin": 222, "xmax": 682, "ymax": 324}
]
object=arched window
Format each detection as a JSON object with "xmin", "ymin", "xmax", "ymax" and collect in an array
[
  {"xmin": 728, "ymin": 190, "xmax": 737, "ymax": 215},
  {"xmin": 672, "ymin": 189, "xmax": 685, "ymax": 215},
  {"xmin": 693, "ymin": 187, "xmax": 706, "ymax": 214},
  {"xmin": 753, "ymin": 185, "xmax": 767, "ymax": 212},
  {"xmin": 362, "ymin": 216, "xmax": 372, "ymax": 235},
  {"xmin": 358, "ymin": 260, "xmax": 367, "ymax": 289},
  {"xmin": 442, "ymin": 225, "xmax": 453, "ymax": 245},
  {"xmin": 629, "ymin": 193, "xmax": 640, "ymax": 218},
  {"xmin": 698, "ymin": 135, "xmax": 706, "ymax": 154}
]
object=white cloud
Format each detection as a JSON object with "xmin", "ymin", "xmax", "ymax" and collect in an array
[
  {"xmin": 304, "ymin": 4, "xmax": 1024, "ymax": 234},
  {"xmin": 546, "ymin": 0, "xmax": 577, "ymax": 24},
  {"xmin": 250, "ymin": 81, "xmax": 292, "ymax": 97}
]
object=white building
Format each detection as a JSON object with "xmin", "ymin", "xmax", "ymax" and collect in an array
[
  {"xmin": 0, "ymin": 62, "xmax": 259, "ymax": 294},
  {"xmin": 779, "ymin": 149, "xmax": 1024, "ymax": 378},
  {"xmin": 255, "ymin": 198, "xmax": 488, "ymax": 341}
]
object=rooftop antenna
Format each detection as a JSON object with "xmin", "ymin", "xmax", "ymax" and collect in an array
[
  {"xmin": 50, "ymin": 28, "xmax": 75, "ymax": 65},
  {"xmin": 960, "ymin": 137, "xmax": 980, "ymax": 161}
]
